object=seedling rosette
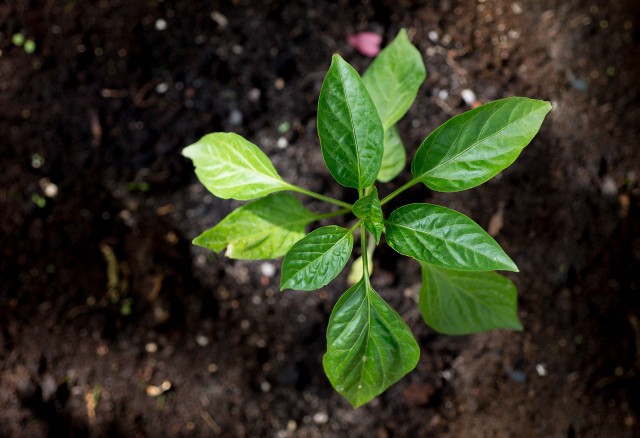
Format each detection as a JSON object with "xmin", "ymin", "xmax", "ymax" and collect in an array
[{"xmin": 183, "ymin": 29, "xmax": 551, "ymax": 407}]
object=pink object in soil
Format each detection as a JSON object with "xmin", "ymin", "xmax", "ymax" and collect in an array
[{"xmin": 347, "ymin": 32, "xmax": 382, "ymax": 57}]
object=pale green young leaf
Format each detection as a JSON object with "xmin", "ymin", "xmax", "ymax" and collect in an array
[
  {"xmin": 193, "ymin": 193, "xmax": 316, "ymax": 260},
  {"xmin": 280, "ymin": 225, "xmax": 353, "ymax": 291},
  {"xmin": 317, "ymin": 55, "xmax": 384, "ymax": 189},
  {"xmin": 385, "ymin": 203, "xmax": 518, "ymax": 272},
  {"xmin": 323, "ymin": 279, "xmax": 420, "ymax": 407},
  {"xmin": 412, "ymin": 97, "xmax": 552, "ymax": 192},
  {"xmin": 183, "ymin": 132, "xmax": 290, "ymax": 200},
  {"xmin": 362, "ymin": 29, "xmax": 426, "ymax": 130},
  {"xmin": 352, "ymin": 187, "xmax": 384, "ymax": 244},
  {"xmin": 377, "ymin": 126, "xmax": 406, "ymax": 183},
  {"xmin": 419, "ymin": 263, "xmax": 522, "ymax": 334}
]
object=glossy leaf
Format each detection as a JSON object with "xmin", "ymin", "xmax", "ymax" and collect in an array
[
  {"xmin": 362, "ymin": 29, "xmax": 426, "ymax": 130},
  {"xmin": 412, "ymin": 97, "xmax": 552, "ymax": 192},
  {"xmin": 352, "ymin": 187, "xmax": 384, "ymax": 244},
  {"xmin": 193, "ymin": 193, "xmax": 316, "ymax": 260},
  {"xmin": 317, "ymin": 55, "xmax": 384, "ymax": 189},
  {"xmin": 377, "ymin": 125, "xmax": 406, "ymax": 183},
  {"xmin": 385, "ymin": 204, "xmax": 518, "ymax": 272},
  {"xmin": 183, "ymin": 132, "xmax": 290, "ymax": 200},
  {"xmin": 280, "ymin": 225, "xmax": 353, "ymax": 291},
  {"xmin": 323, "ymin": 279, "xmax": 420, "ymax": 407},
  {"xmin": 419, "ymin": 263, "xmax": 522, "ymax": 334}
]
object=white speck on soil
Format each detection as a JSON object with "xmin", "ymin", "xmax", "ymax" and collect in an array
[
  {"xmin": 155, "ymin": 19, "xmax": 167, "ymax": 31},
  {"xmin": 313, "ymin": 412, "xmax": 329, "ymax": 424},
  {"xmin": 260, "ymin": 262, "xmax": 276, "ymax": 277}
]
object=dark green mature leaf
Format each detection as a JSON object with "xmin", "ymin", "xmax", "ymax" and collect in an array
[
  {"xmin": 412, "ymin": 97, "xmax": 552, "ymax": 192},
  {"xmin": 183, "ymin": 132, "xmax": 290, "ymax": 200},
  {"xmin": 352, "ymin": 187, "xmax": 384, "ymax": 243},
  {"xmin": 377, "ymin": 126, "xmax": 406, "ymax": 183},
  {"xmin": 193, "ymin": 193, "xmax": 316, "ymax": 260},
  {"xmin": 317, "ymin": 55, "xmax": 384, "ymax": 189},
  {"xmin": 385, "ymin": 204, "xmax": 518, "ymax": 272},
  {"xmin": 362, "ymin": 29, "xmax": 426, "ymax": 130},
  {"xmin": 280, "ymin": 225, "xmax": 353, "ymax": 291},
  {"xmin": 419, "ymin": 263, "xmax": 522, "ymax": 334},
  {"xmin": 323, "ymin": 279, "xmax": 420, "ymax": 407}
]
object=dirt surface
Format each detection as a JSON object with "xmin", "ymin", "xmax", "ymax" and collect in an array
[{"xmin": 1, "ymin": 0, "xmax": 639, "ymax": 436}]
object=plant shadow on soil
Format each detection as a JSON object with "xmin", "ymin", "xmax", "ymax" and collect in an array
[{"xmin": 1, "ymin": 0, "xmax": 639, "ymax": 436}]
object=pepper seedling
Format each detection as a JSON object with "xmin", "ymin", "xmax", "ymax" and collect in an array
[{"xmin": 183, "ymin": 29, "xmax": 551, "ymax": 407}]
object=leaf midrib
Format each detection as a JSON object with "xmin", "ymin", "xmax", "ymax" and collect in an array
[
  {"xmin": 284, "ymin": 230, "xmax": 351, "ymax": 287},
  {"xmin": 335, "ymin": 64, "xmax": 365, "ymax": 187},
  {"xmin": 417, "ymin": 103, "xmax": 548, "ymax": 179},
  {"xmin": 201, "ymin": 146, "xmax": 285, "ymax": 187},
  {"xmin": 386, "ymin": 220, "xmax": 499, "ymax": 267},
  {"xmin": 429, "ymin": 267, "xmax": 502, "ymax": 320}
]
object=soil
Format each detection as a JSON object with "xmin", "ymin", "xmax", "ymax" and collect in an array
[{"xmin": 1, "ymin": 0, "xmax": 640, "ymax": 436}]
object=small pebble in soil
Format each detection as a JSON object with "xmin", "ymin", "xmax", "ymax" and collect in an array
[
  {"xmin": 248, "ymin": 87, "xmax": 261, "ymax": 101},
  {"xmin": 207, "ymin": 363, "xmax": 218, "ymax": 374},
  {"xmin": 461, "ymin": 89, "xmax": 477, "ymax": 106},
  {"xmin": 196, "ymin": 334, "xmax": 209, "ymax": 347},
  {"xmin": 210, "ymin": 11, "xmax": 228, "ymax": 28},
  {"xmin": 260, "ymin": 262, "xmax": 276, "ymax": 278},
  {"xmin": 31, "ymin": 153, "xmax": 45, "ymax": 168},
  {"xmin": 276, "ymin": 137, "xmax": 288, "ymax": 149},
  {"xmin": 41, "ymin": 374, "xmax": 58, "ymax": 402},
  {"xmin": 601, "ymin": 176, "xmax": 617, "ymax": 196},
  {"xmin": 535, "ymin": 363, "xmax": 548, "ymax": 377},
  {"xmin": 438, "ymin": 89, "xmax": 449, "ymax": 100},
  {"xmin": 313, "ymin": 412, "xmax": 329, "ymax": 425},
  {"xmin": 39, "ymin": 178, "xmax": 59, "ymax": 198},
  {"xmin": 155, "ymin": 82, "xmax": 169, "ymax": 94},
  {"xmin": 275, "ymin": 78, "xmax": 285, "ymax": 90},
  {"xmin": 228, "ymin": 109, "xmax": 243, "ymax": 125},
  {"xmin": 428, "ymin": 31, "xmax": 439, "ymax": 42},
  {"xmin": 508, "ymin": 370, "xmax": 527, "ymax": 383},
  {"xmin": 155, "ymin": 19, "xmax": 167, "ymax": 31},
  {"xmin": 287, "ymin": 420, "xmax": 297, "ymax": 431},
  {"xmin": 260, "ymin": 381, "xmax": 271, "ymax": 392},
  {"xmin": 571, "ymin": 79, "xmax": 588, "ymax": 92},
  {"xmin": 440, "ymin": 369, "xmax": 454, "ymax": 381},
  {"xmin": 240, "ymin": 319, "xmax": 251, "ymax": 330},
  {"xmin": 145, "ymin": 342, "xmax": 158, "ymax": 353}
]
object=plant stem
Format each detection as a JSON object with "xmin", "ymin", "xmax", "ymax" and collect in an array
[
  {"xmin": 349, "ymin": 220, "xmax": 362, "ymax": 233},
  {"xmin": 379, "ymin": 178, "xmax": 420, "ymax": 206},
  {"xmin": 312, "ymin": 208, "xmax": 351, "ymax": 221},
  {"xmin": 288, "ymin": 184, "xmax": 353, "ymax": 209},
  {"xmin": 361, "ymin": 223, "xmax": 370, "ymax": 286}
]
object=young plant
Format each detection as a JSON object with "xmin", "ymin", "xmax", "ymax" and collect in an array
[{"xmin": 183, "ymin": 29, "xmax": 551, "ymax": 407}]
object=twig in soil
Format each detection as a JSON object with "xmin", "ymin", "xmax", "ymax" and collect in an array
[{"xmin": 200, "ymin": 410, "xmax": 222, "ymax": 435}]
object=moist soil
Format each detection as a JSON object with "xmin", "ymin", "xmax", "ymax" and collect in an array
[{"xmin": 1, "ymin": 0, "xmax": 640, "ymax": 436}]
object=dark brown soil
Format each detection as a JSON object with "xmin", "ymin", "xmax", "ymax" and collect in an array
[{"xmin": 2, "ymin": 0, "xmax": 639, "ymax": 436}]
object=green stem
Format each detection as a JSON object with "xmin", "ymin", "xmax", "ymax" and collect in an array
[
  {"xmin": 361, "ymin": 224, "xmax": 370, "ymax": 286},
  {"xmin": 288, "ymin": 184, "xmax": 353, "ymax": 209},
  {"xmin": 312, "ymin": 208, "xmax": 351, "ymax": 221},
  {"xmin": 379, "ymin": 178, "xmax": 420, "ymax": 206},
  {"xmin": 349, "ymin": 219, "xmax": 362, "ymax": 233}
]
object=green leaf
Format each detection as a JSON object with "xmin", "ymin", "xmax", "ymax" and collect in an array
[
  {"xmin": 377, "ymin": 125, "xmax": 406, "ymax": 183},
  {"xmin": 183, "ymin": 132, "xmax": 290, "ymax": 200},
  {"xmin": 412, "ymin": 97, "xmax": 551, "ymax": 192},
  {"xmin": 280, "ymin": 225, "xmax": 353, "ymax": 291},
  {"xmin": 385, "ymin": 203, "xmax": 518, "ymax": 272},
  {"xmin": 317, "ymin": 54, "xmax": 384, "ymax": 189},
  {"xmin": 363, "ymin": 29, "xmax": 426, "ymax": 130},
  {"xmin": 352, "ymin": 187, "xmax": 384, "ymax": 244},
  {"xmin": 419, "ymin": 263, "xmax": 522, "ymax": 334},
  {"xmin": 193, "ymin": 193, "xmax": 317, "ymax": 260},
  {"xmin": 323, "ymin": 279, "xmax": 420, "ymax": 407}
]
